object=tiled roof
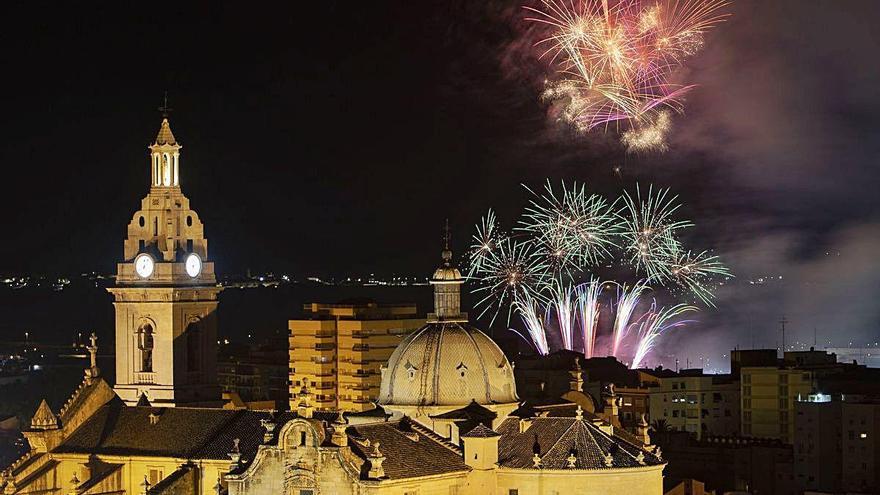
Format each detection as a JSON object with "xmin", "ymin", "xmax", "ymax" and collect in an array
[
  {"xmin": 496, "ymin": 417, "xmax": 662, "ymax": 470},
  {"xmin": 379, "ymin": 322, "xmax": 518, "ymax": 407},
  {"xmin": 347, "ymin": 420, "xmax": 469, "ymax": 480},
  {"xmin": 54, "ymin": 403, "xmax": 340, "ymax": 463},
  {"xmin": 54, "ymin": 404, "xmax": 240, "ymax": 458},
  {"xmin": 154, "ymin": 118, "xmax": 177, "ymax": 146},
  {"xmin": 461, "ymin": 424, "xmax": 500, "ymax": 438}
]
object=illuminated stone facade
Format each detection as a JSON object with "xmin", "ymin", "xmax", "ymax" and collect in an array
[{"xmin": 108, "ymin": 117, "xmax": 221, "ymax": 407}]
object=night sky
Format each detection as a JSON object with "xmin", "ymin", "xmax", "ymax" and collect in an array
[{"xmin": 1, "ymin": 1, "xmax": 878, "ymax": 357}]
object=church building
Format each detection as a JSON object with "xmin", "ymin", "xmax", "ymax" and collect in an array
[{"xmin": 0, "ymin": 116, "xmax": 665, "ymax": 495}]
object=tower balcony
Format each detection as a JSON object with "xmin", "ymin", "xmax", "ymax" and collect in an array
[{"xmin": 134, "ymin": 372, "xmax": 156, "ymax": 384}]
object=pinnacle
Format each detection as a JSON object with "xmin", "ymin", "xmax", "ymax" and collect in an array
[{"xmin": 154, "ymin": 118, "xmax": 178, "ymax": 146}]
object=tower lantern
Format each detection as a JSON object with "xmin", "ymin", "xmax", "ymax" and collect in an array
[
  {"xmin": 150, "ymin": 118, "xmax": 181, "ymax": 188},
  {"xmin": 428, "ymin": 220, "xmax": 467, "ymax": 322}
]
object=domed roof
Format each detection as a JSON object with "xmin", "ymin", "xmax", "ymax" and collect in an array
[
  {"xmin": 432, "ymin": 265, "xmax": 463, "ymax": 281},
  {"xmin": 378, "ymin": 321, "xmax": 519, "ymax": 408}
]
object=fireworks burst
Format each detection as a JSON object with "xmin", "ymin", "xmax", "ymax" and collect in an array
[
  {"xmin": 469, "ymin": 224, "xmax": 549, "ymax": 324},
  {"xmin": 669, "ymin": 249, "xmax": 730, "ymax": 306},
  {"xmin": 519, "ymin": 181, "xmax": 621, "ymax": 270},
  {"xmin": 467, "ymin": 180, "xmax": 730, "ymax": 364},
  {"xmin": 621, "ymin": 109, "xmax": 671, "ymax": 152},
  {"xmin": 620, "ymin": 184, "xmax": 692, "ymax": 281},
  {"xmin": 525, "ymin": 0, "xmax": 729, "ymax": 149},
  {"xmin": 630, "ymin": 302, "xmax": 697, "ymax": 369}
]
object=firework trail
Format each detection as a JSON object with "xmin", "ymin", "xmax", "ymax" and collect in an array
[
  {"xmin": 574, "ymin": 278, "xmax": 604, "ymax": 358},
  {"xmin": 620, "ymin": 184, "xmax": 692, "ymax": 282},
  {"xmin": 611, "ymin": 280, "xmax": 649, "ymax": 356},
  {"xmin": 524, "ymin": 0, "xmax": 729, "ymax": 150},
  {"xmin": 517, "ymin": 295, "xmax": 551, "ymax": 355},
  {"xmin": 630, "ymin": 302, "xmax": 696, "ymax": 369},
  {"xmin": 549, "ymin": 279, "xmax": 577, "ymax": 351}
]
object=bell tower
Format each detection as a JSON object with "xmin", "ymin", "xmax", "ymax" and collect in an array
[{"xmin": 108, "ymin": 112, "xmax": 222, "ymax": 407}]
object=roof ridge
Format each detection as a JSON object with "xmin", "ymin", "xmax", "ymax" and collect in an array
[
  {"xmin": 539, "ymin": 418, "xmax": 580, "ymax": 460},
  {"xmin": 462, "ymin": 423, "xmax": 500, "ymax": 438},
  {"xmin": 58, "ymin": 378, "xmax": 92, "ymax": 420},
  {"xmin": 579, "ymin": 417, "xmax": 614, "ymax": 459},
  {"xmin": 407, "ymin": 421, "xmax": 463, "ymax": 455}
]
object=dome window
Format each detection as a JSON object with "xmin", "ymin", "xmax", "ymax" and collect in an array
[
  {"xmin": 404, "ymin": 361, "xmax": 418, "ymax": 382},
  {"xmin": 456, "ymin": 362, "xmax": 469, "ymax": 379}
]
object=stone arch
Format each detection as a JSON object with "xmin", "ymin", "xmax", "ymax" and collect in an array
[
  {"xmin": 136, "ymin": 318, "xmax": 157, "ymax": 373},
  {"xmin": 278, "ymin": 419, "xmax": 324, "ymax": 451},
  {"xmin": 283, "ymin": 469, "xmax": 319, "ymax": 495}
]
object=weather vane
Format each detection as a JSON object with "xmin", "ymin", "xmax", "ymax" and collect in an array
[{"xmin": 158, "ymin": 91, "xmax": 173, "ymax": 118}]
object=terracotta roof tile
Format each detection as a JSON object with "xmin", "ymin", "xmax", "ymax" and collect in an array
[
  {"xmin": 347, "ymin": 420, "xmax": 469, "ymax": 480},
  {"xmin": 462, "ymin": 424, "xmax": 500, "ymax": 438},
  {"xmin": 496, "ymin": 417, "xmax": 662, "ymax": 470},
  {"xmin": 154, "ymin": 119, "xmax": 177, "ymax": 146}
]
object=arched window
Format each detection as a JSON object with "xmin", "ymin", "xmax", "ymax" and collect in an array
[
  {"xmin": 162, "ymin": 154, "xmax": 171, "ymax": 186},
  {"xmin": 138, "ymin": 323, "xmax": 154, "ymax": 372}
]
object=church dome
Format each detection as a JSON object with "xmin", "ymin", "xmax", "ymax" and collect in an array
[{"xmin": 378, "ymin": 321, "xmax": 519, "ymax": 407}]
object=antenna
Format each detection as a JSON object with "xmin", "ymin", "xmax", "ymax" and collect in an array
[{"xmin": 779, "ymin": 315, "xmax": 788, "ymax": 355}]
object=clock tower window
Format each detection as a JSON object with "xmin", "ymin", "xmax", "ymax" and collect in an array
[{"xmin": 138, "ymin": 323, "xmax": 155, "ymax": 372}]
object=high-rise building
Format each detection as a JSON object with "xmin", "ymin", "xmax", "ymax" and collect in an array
[
  {"xmin": 646, "ymin": 370, "xmax": 740, "ymax": 439},
  {"xmin": 741, "ymin": 367, "xmax": 813, "ymax": 442},
  {"xmin": 107, "ymin": 117, "xmax": 222, "ymax": 407},
  {"xmin": 288, "ymin": 302, "xmax": 425, "ymax": 412},
  {"xmin": 794, "ymin": 395, "xmax": 880, "ymax": 493}
]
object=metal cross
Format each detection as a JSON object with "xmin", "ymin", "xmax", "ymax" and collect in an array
[{"xmin": 158, "ymin": 91, "xmax": 173, "ymax": 117}]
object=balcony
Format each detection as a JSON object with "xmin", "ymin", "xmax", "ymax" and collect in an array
[{"xmin": 134, "ymin": 372, "xmax": 156, "ymax": 384}]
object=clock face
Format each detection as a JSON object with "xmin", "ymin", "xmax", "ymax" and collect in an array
[
  {"xmin": 185, "ymin": 253, "xmax": 202, "ymax": 278},
  {"xmin": 134, "ymin": 254, "xmax": 154, "ymax": 278}
]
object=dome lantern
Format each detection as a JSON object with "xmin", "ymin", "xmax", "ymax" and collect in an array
[{"xmin": 429, "ymin": 220, "xmax": 466, "ymax": 322}]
